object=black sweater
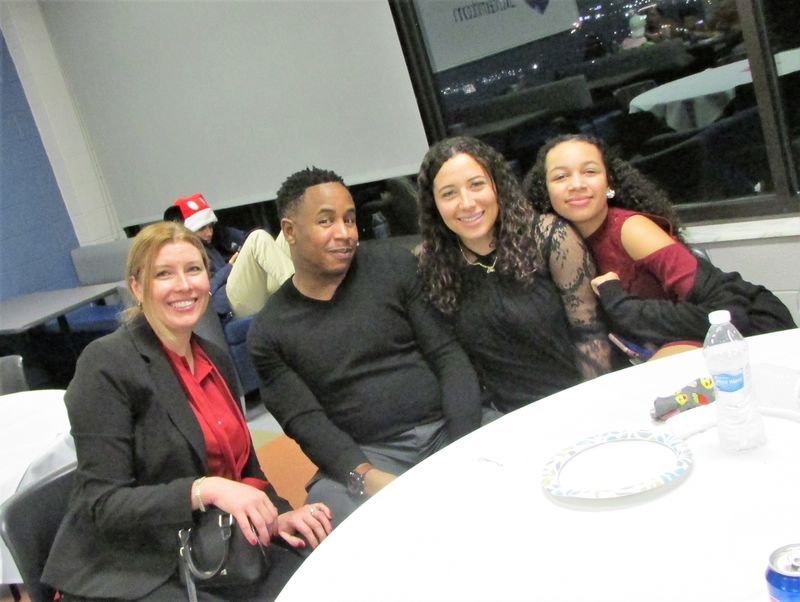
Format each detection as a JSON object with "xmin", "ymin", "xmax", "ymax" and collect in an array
[{"xmin": 248, "ymin": 243, "xmax": 482, "ymax": 481}]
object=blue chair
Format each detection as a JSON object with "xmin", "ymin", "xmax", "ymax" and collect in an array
[{"xmin": 223, "ymin": 315, "xmax": 260, "ymax": 397}]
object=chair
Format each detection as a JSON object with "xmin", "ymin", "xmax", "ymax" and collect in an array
[
  {"xmin": 64, "ymin": 239, "xmax": 133, "ymax": 333},
  {"xmin": 612, "ymin": 79, "xmax": 656, "ymax": 111},
  {"xmin": 631, "ymin": 135, "xmax": 710, "ymax": 203},
  {"xmin": 0, "ymin": 355, "xmax": 29, "ymax": 396},
  {"xmin": 0, "ymin": 463, "xmax": 76, "ymax": 602},
  {"xmin": 193, "ymin": 302, "xmax": 258, "ymax": 412}
]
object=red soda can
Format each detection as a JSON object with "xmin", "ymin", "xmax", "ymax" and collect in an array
[{"xmin": 767, "ymin": 544, "xmax": 800, "ymax": 601}]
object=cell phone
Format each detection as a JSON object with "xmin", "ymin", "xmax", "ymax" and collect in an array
[{"xmin": 608, "ymin": 333, "xmax": 654, "ymax": 363}]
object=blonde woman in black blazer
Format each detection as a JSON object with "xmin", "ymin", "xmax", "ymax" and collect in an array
[{"xmin": 42, "ymin": 222, "xmax": 331, "ymax": 601}]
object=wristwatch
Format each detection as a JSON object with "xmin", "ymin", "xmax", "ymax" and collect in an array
[{"xmin": 346, "ymin": 462, "xmax": 374, "ymax": 497}]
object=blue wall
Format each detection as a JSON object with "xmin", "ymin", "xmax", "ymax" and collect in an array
[{"xmin": 0, "ymin": 30, "xmax": 79, "ymax": 301}]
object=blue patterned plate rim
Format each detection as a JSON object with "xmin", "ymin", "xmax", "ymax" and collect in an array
[{"xmin": 541, "ymin": 429, "xmax": 693, "ymax": 500}]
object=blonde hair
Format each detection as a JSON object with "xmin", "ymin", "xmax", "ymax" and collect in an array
[{"xmin": 125, "ymin": 221, "xmax": 209, "ymax": 345}]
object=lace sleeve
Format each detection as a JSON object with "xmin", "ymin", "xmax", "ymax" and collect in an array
[{"xmin": 538, "ymin": 215, "xmax": 613, "ymax": 379}]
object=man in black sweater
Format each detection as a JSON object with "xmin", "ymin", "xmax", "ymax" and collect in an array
[{"xmin": 248, "ymin": 167, "xmax": 482, "ymax": 525}]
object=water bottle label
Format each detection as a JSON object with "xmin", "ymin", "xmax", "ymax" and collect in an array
[{"xmin": 712, "ymin": 371, "xmax": 744, "ymax": 392}]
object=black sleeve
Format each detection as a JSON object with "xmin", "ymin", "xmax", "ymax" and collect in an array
[
  {"xmin": 402, "ymin": 255, "xmax": 482, "ymax": 441},
  {"xmin": 541, "ymin": 216, "xmax": 614, "ymax": 379},
  {"xmin": 594, "ymin": 257, "xmax": 796, "ymax": 346},
  {"xmin": 247, "ymin": 312, "xmax": 368, "ymax": 483},
  {"xmin": 596, "ymin": 279, "xmax": 711, "ymax": 345}
]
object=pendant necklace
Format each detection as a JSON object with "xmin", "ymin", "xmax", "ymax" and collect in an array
[{"xmin": 458, "ymin": 240, "xmax": 497, "ymax": 274}]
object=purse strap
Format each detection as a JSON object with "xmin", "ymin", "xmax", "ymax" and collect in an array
[
  {"xmin": 179, "ymin": 511, "xmax": 234, "ymax": 580},
  {"xmin": 178, "ymin": 511, "xmax": 267, "ymax": 602},
  {"xmin": 179, "ymin": 512, "xmax": 233, "ymax": 602}
]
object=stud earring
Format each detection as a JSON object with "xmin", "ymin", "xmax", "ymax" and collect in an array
[{"xmin": 606, "ymin": 189, "xmax": 616, "ymax": 199}]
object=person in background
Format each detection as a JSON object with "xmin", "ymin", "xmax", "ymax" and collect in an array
[
  {"xmin": 166, "ymin": 193, "xmax": 244, "ymax": 318},
  {"xmin": 168, "ymin": 193, "xmax": 295, "ymax": 319},
  {"xmin": 248, "ymin": 167, "xmax": 482, "ymax": 527},
  {"xmin": 621, "ymin": 14, "xmax": 652, "ymax": 50},
  {"xmin": 42, "ymin": 221, "xmax": 331, "ymax": 601},
  {"xmin": 644, "ymin": 6, "xmax": 676, "ymax": 43},
  {"xmin": 523, "ymin": 133, "xmax": 795, "ymax": 360},
  {"xmin": 416, "ymin": 136, "xmax": 613, "ymax": 414}
]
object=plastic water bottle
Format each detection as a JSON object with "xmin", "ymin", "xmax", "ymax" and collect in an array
[
  {"xmin": 371, "ymin": 211, "xmax": 390, "ymax": 239},
  {"xmin": 702, "ymin": 309, "xmax": 766, "ymax": 452}
]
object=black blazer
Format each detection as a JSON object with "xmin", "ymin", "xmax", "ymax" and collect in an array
[{"xmin": 42, "ymin": 314, "xmax": 288, "ymax": 599}]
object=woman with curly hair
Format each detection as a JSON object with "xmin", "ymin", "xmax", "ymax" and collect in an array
[
  {"xmin": 416, "ymin": 136, "xmax": 613, "ymax": 413},
  {"xmin": 523, "ymin": 133, "xmax": 794, "ymax": 360}
]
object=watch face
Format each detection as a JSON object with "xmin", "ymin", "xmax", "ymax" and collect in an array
[{"xmin": 347, "ymin": 470, "xmax": 365, "ymax": 497}]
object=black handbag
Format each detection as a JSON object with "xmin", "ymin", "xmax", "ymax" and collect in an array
[{"xmin": 178, "ymin": 507, "xmax": 271, "ymax": 602}]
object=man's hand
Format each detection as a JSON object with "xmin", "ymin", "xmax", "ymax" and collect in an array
[{"xmin": 364, "ymin": 468, "xmax": 396, "ymax": 496}]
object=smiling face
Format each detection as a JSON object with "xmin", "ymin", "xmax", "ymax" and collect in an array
[
  {"xmin": 544, "ymin": 140, "xmax": 611, "ymax": 237},
  {"xmin": 432, "ymin": 152, "xmax": 499, "ymax": 255},
  {"xmin": 130, "ymin": 240, "xmax": 210, "ymax": 341},
  {"xmin": 282, "ymin": 181, "xmax": 358, "ymax": 290}
]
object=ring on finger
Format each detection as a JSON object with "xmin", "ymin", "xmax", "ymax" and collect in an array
[{"xmin": 309, "ymin": 506, "xmax": 316, "ymax": 515}]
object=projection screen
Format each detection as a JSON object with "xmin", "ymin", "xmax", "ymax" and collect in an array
[{"xmin": 40, "ymin": 1, "xmax": 429, "ymax": 227}]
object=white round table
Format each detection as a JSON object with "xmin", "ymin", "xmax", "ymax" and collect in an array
[
  {"xmin": 277, "ymin": 329, "xmax": 800, "ymax": 602},
  {"xmin": 0, "ymin": 389, "xmax": 74, "ymax": 584},
  {"xmin": 630, "ymin": 47, "xmax": 800, "ymax": 131}
]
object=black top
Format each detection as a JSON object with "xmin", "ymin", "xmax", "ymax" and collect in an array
[
  {"xmin": 454, "ymin": 215, "xmax": 612, "ymax": 413},
  {"xmin": 248, "ymin": 243, "xmax": 482, "ymax": 481}
]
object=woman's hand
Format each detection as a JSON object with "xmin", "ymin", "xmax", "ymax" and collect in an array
[
  {"xmin": 197, "ymin": 477, "xmax": 279, "ymax": 546},
  {"xmin": 590, "ymin": 271, "xmax": 620, "ymax": 296},
  {"xmin": 276, "ymin": 503, "xmax": 333, "ymax": 549}
]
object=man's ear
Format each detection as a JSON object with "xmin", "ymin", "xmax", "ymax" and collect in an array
[{"xmin": 281, "ymin": 217, "xmax": 296, "ymax": 245}]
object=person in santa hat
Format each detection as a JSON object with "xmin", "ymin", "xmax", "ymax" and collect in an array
[{"xmin": 167, "ymin": 193, "xmax": 294, "ymax": 319}]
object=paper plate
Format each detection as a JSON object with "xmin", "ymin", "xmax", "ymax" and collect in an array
[{"xmin": 542, "ymin": 429, "xmax": 693, "ymax": 501}]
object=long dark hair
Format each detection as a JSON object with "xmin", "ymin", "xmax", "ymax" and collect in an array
[
  {"xmin": 522, "ymin": 133, "xmax": 682, "ymax": 234},
  {"xmin": 417, "ymin": 136, "xmax": 544, "ymax": 315}
]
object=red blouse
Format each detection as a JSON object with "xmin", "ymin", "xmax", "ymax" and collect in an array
[
  {"xmin": 164, "ymin": 340, "xmax": 267, "ymax": 490},
  {"xmin": 587, "ymin": 207, "xmax": 697, "ymax": 301}
]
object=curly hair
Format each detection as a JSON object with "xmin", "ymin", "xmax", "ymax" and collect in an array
[
  {"xmin": 417, "ymin": 136, "xmax": 545, "ymax": 315},
  {"xmin": 276, "ymin": 166, "xmax": 345, "ymax": 218},
  {"xmin": 522, "ymin": 133, "xmax": 682, "ymax": 235}
]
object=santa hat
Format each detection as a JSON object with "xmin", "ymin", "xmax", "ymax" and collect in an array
[{"xmin": 172, "ymin": 193, "xmax": 217, "ymax": 232}]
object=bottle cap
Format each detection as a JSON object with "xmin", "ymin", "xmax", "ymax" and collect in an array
[{"xmin": 708, "ymin": 310, "xmax": 731, "ymax": 325}]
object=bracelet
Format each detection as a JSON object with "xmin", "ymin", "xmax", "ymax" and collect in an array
[{"xmin": 193, "ymin": 477, "xmax": 207, "ymax": 513}]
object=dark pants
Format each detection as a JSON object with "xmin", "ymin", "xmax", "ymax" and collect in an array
[{"xmin": 305, "ymin": 418, "xmax": 448, "ymax": 528}]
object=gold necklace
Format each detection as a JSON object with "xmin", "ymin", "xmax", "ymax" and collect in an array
[{"xmin": 458, "ymin": 241, "xmax": 497, "ymax": 274}]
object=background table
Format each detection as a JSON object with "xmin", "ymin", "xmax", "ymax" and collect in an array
[
  {"xmin": 278, "ymin": 328, "xmax": 800, "ymax": 602},
  {"xmin": 630, "ymin": 47, "xmax": 800, "ymax": 131},
  {"xmin": 0, "ymin": 282, "xmax": 124, "ymax": 335},
  {"xmin": 0, "ymin": 390, "xmax": 74, "ymax": 585}
]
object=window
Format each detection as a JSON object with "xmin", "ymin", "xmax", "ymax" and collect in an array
[{"xmin": 393, "ymin": 0, "xmax": 800, "ymax": 222}]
